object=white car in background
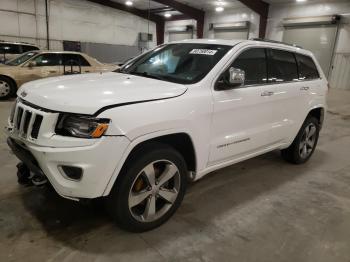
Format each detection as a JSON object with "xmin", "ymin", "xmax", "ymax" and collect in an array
[{"xmin": 6, "ymin": 39, "xmax": 327, "ymax": 232}]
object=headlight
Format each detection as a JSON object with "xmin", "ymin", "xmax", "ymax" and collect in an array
[{"xmin": 55, "ymin": 114, "xmax": 110, "ymax": 138}]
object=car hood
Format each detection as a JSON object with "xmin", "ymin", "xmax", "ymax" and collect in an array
[{"xmin": 18, "ymin": 72, "xmax": 187, "ymax": 115}]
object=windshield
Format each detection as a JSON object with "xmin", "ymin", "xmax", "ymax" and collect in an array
[
  {"xmin": 5, "ymin": 51, "xmax": 38, "ymax": 66},
  {"xmin": 118, "ymin": 43, "xmax": 232, "ymax": 84}
]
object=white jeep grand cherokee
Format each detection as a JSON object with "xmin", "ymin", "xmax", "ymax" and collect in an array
[{"xmin": 6, "ymin": 39, "xmax": 327, "ymax": 232}]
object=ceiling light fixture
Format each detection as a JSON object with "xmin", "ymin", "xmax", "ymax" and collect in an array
[
  {"xmin": 215, "ymin": 6, "xmax": 224, "ymax": 12},
  {"xmin": 125, "ymin": 1, "xmax": 133, "ymax": 6},
  {"xmin": 164, "ymin": 13, "xmax": 172, "ymax": 18}
]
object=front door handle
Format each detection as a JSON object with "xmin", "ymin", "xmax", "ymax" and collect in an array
[
  {"xmin": 300, "ymin": 86, "xmax": 309, "ymax": 91},
  {"xmin": 261, "ymin": 91, "xmax": 274, "ymax": 97},
  {"xmin": 49, "ymin": 70, "xmax": 57, "ymax": 73}
]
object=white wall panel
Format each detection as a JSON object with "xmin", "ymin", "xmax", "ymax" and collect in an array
[
  {"xmin": 330, "ymin": 53, "xmax": 350, "ymax": 90},
  {"xmin": 0, "ymin": 0, "xmax": 156, "ymax": 51}
]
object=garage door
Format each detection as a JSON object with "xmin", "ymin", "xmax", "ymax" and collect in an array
[
  {"xmin": 214, "ymin": 29, "xmax": 249, "ymax": 40},
  {"xmin": 169, "ymin": 32, "xmax": 193, "ymax": 42},
  {"xmin": 283, "ymin": 25, "xmax": 338, "ymax": 77}
]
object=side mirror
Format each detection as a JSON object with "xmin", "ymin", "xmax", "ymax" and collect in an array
[
  {"xmin": 27, "ymin": 61, "xmax": 36, "ymax": 68},
  {"xmin": 229, "ymin": 67, "xmax": 245, "ymax": 86},
  {"xmin": 216, "ymin": 67, "xmax": 245, "ymax": 90}
]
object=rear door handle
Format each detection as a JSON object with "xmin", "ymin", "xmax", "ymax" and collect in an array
[
  {"xmin": 300, "ymin": 86, "xmax": 309, "ymax": 91},
  {"xmin": 49, "ymin": 70, "xmax": 57, "ymax": 73},
  {"xmin": 261, "ymin": 91, "xmax": 274, "ymax": 97}
]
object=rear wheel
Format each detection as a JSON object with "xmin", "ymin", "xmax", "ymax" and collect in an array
[
  {"xmin": 0, "ymin": 76, "xmax": 16, "ymax": 100},
  {"xmin": 106, "ymin": 143, "xmax": 187, "ymax": 232},
  {"xmin": 281, "ymin": 116, "xmax": 320, "ymax": 164}
]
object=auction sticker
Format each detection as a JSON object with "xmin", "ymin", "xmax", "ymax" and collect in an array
[{"xmin": 189, "ymin": 49, "xmax": 218, "ymax": 55}]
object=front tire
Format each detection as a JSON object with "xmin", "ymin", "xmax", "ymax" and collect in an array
[
  {"xmin": 281, "ymin": 116, "xmax": 320, "ymax": 164},
  {"xmin": 106, "ymin": 143, "xmax": 187, "ymax": 232},
  {"xmin": 0, "ymin": 76, "xmax": 16, "ymax": 100}
]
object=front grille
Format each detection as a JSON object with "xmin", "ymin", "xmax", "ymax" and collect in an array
[
  {"xmin": 31, "ymin": 115, "xmax": 43, "ymax": 139},
  {"xmin": 12, "ymin": 103, "xmax": 43, "ymax": 139}
]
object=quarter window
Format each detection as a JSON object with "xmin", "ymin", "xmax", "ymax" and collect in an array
[
  {"xmin": 231, "ymin": 48, "xmax": 267, "ymax": 85},
  {"xmin": 31, "ymin": 54, "xmax": 61, "ymax": 66},
  {"xmin": 62, "ymin": 54, "xmax": 90, "ymax": 66},
  {"xmin": 267, "ymin": 49, "xmax": 298, "ymax": 82},
  {"xmin": 296, "ymin": 54, "xmax": 319, "ymax": 80}
]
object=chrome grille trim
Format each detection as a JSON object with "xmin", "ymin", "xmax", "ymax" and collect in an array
[{"xmin": 10, "ymin": 101, "xmax": 44, "ymax": 140}]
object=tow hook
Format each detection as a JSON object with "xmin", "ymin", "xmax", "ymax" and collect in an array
[{"xmin": 16, "ymin": 162, "xmax": 47, "ymax": 186}]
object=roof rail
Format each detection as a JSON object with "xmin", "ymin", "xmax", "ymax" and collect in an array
[{"xmin": 250, "ymin": 38, "xmax": 303, "ymax": 49}]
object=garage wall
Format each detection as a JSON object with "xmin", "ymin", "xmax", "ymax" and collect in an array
[
  {"xmin": 165, "ymin": 19, "xmax": 197, "ymax": 42},
  {"xmin": 266, "ymin": 0, "xmax": 350, "ymax": 89},
  {"xmin": 0, "ymin": 0, "xmax": 156, "ymax": 61},
  {"xmin": 204, "ymin": 8, "xmax": 259, "ymax": 39},
  {"xmin": 164, "ymin": 7, "xmax": 260, "ymax": 42}
]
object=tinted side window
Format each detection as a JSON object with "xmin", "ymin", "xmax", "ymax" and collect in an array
[
  {"xmin": 296, "ymin": 54, "xmax": 319, "ymax": 80},
  {"xmin": 0, "ymin": 43, "xmax": 20, "ymax": 54},
  {"xmin": 62, "ymin": 54, "xmax": 90, "ymax": 66},
  {"xmin": 231, "ymin": 48, "xmax": 267, "ymax": 85},
  {"xmin": 21, "ymin": 45, "xmax": 39, "ymax": 53},
  {"xmin": 267, "ymin": 49, "xmax": 298, "ymax": 82},
  {"xmin": 32, "ymin": 54, "xmax": 61, "ymax": 66}
]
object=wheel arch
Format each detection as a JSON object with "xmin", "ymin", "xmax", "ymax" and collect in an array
[
  {"xmin": 103, "ymin": 131, "xmax": 197, "ymax": 196},
  {"xmin": 307, "ymin": 106, "xmax": 325, "ymax": 128},
  {"xmin": 0, "ymin": 74, "xmax": 18, "ymax": 92}
]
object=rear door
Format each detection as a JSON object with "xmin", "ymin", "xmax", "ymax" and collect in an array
[
  {"xmin": 265, "ymin": 48, "xmax": 311, "ymax": 142},
  {"xmin": 209, "ymin": 47, "xmax": 281, "ymax": 165}
]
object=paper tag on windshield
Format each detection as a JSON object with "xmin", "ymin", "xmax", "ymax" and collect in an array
[{"xmin": 190, "ymin": 49, "xmax": 218, "ymax": 55}]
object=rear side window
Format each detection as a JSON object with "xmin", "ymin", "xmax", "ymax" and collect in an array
[
  {"xmin": 0, "ymin": 43, "xmax": 20, "ymax": 54},
  {"xmin": 62, "ymin": 54, "xmax": 90, "ymax": 66},
  {"xmin": 231, "ymin": 48, "xmax": 267, "ymax": 85},
  {"xmin": 267, "ymin": 49, "xmax": 298, "ymax": 82},
  {"xmin": 32, "ymin": 53, "xmax": 62, "ymax": 66},
  {"xmin": 21, "ymin": 45, "xmax": 39, "ymax": 53},
  {"xmin": 295, "ymin": 54, "xmax": 319, "ymax": 80}
]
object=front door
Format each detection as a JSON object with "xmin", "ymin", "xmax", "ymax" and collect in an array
[
  {"xmin": 18, "ymin": 53, "xmax": 62, "ymax": 85},
  {"xmin": 209, "ymin": 47, "xmax": 280, "ymax": 165}
]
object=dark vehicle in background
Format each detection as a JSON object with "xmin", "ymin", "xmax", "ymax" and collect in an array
[{"xmin": 0, "ymin": 41, "xmax": 40, "ymax": 64}]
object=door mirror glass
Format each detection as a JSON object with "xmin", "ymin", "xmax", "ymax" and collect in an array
[
  {"xmin": 229, "ymin": 67, "xmax": 245, "ymax": 86},
  {"xmin": 216, "ymin": 67, "xmax": 245, "ymax": 90}
]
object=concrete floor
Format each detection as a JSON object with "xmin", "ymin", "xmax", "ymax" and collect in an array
[{"xmin": 0, "ymin": 88, "xmax": 350, "ymax": 262}]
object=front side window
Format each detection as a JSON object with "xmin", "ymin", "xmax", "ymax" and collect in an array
[
  {"xmin": 5, "ymin": 51, "xmax": 38, "ymax": 66},
  {"xmin": 31, "ymin": 53, "xmax": 61, "ymax": 66},
  {"xmin": 62, "ymin": 54, "xmax": 90, "ymax": 66},
  {"xmin": 231, "ymin": 48, "xmax": 267, "ymax": 85},
  {"xmin": 119, "ymin": 44, "xmax": 232, "ymax": 84},
  {"xmin": 267, "ymin": 49, "xmax": 298, "ymax": 82},
  {"xmin": 296, "ymin": 54, "xmax": 319, "ymax": 80}
]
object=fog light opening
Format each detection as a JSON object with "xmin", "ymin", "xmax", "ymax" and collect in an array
[{"xmin": 59, "ymin": 165, "xmax": 83, "ymax": 181}]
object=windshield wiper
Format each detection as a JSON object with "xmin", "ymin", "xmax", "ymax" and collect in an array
[{"xmin": 130, "ymin": 71, "xmax": 164, "ymax": 81}]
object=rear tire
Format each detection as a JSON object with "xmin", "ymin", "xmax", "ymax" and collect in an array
[
  {"xmin": 106, "ymin": 142, "xmax": 187, "ymax": 232},
  {"xmin": 281, "ymin": 116, "xmax": 320, "ymax": 164},
  {"xmin": 0, "ymin": 76, "xmax": 16, "ymax": 100}
]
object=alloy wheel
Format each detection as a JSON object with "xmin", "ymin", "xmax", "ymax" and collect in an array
[
  {"xmin": 299, "ymin": 123, "xmax": 317, "ymax": 159},
  {"xmin": 128, "ymin": 160, "xmax": 180, "ymax": 223}
]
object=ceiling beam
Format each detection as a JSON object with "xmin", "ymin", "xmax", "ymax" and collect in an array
[
  {"xmin": 86, "ymin": 0, "xmax": 163, "ymax": 23},
  {"xmin": 237, "ymin": 0, "xmax": 269, "ymax": 38},
  {"xmin": 165, "ymin": 14, "xmax": 190, "ymax": 21},
  {"xmin": 149, "ymin": 7, "xmax": 175, "ymax": 14},
  {"xmin": 152, "ymin": 0, "xmax": 204, "ymax": 20},
  {"xmin": 152, "ymin": 0, "xmax": 205, "ymax": 38}
]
